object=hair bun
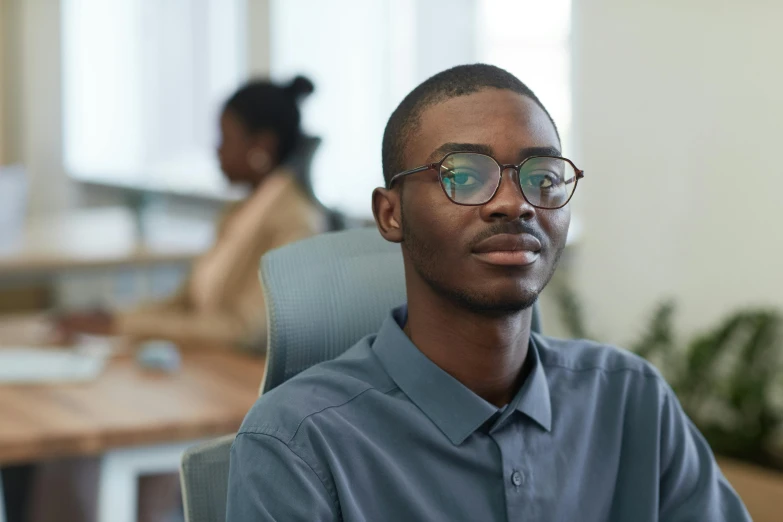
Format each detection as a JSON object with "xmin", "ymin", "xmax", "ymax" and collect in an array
[{"xmin": 285, "ymin": 75, "xmax": 315, "ymax": 101}]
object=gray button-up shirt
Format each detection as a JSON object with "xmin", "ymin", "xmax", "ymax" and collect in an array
[{"xmin": 227, "ymin": 306, "xmax": 749, "ymax": 521}]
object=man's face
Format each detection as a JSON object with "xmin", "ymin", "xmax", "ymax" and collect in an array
[{"xmin": 385, "ymin": 89, "xmax": 570, "ymax": 314}]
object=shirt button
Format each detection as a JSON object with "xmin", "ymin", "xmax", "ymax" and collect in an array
[{"xmin": 511, "ymin": 470, "xmax": 524, "ymax": 487}]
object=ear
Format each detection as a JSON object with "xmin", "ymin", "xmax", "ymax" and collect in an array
[
  {"xmin": 372, "ymin": 187, "xmax": 403, "ymax": 243},
  {"xmin": 250, "ymin": 131, "xmax": 280, "ymax": 164}
]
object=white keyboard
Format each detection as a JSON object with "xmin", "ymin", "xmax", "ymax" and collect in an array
[{"xmin": 0, "ymin": 347, "xmax": 108, "ymax": 384}]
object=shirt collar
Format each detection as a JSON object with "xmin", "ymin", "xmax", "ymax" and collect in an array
[
  {"xmin": 499, "ymin": 333, "xmax": 552, "ymax": 432},
  {"xmin": 372, "ymin": 305, "xmax": 552, "ymax": 445}
]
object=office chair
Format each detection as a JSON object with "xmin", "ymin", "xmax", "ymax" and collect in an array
[
  {"xmin": 180, "ymin": 227, "xmax": 542, "ymax": 522},
  {"xmin": 285, "ymin": 135, "xmax": 347, "ymax": 232},
  {"xmin": 259, "ymin": 227, "xmax": 542, "ymax": 393}
]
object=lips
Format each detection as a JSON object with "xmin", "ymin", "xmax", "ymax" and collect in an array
[
  {"xmin": 472, "ymin": 234, "xmax": 542, "ymax": 254},
  {"xmin": 472, "ymin": 233, "xmax": 542, "ymax": 267}
]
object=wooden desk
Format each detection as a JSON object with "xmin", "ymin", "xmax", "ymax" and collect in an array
[
  {"xmin": 719, "ymin": 458, "xmax": 783, "ymax": 522},
  {"xmin": 0, "ymin": 351, "xmax": 263, "ymax": 464},
  {"xmin": 0, "ymin": 206, "xmax": 214, "ymax": 274},
  {"xmin": 0, "ymin": 350, "xmax": 264, "ymax": 522}
]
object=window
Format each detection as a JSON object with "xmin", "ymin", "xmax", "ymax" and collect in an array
[
  {"xmin": 270, "ymin": 0, "xmax": 572, "ymax": 218},
  {"xmin": 62, "ymin": 0, "xmax": 247, "ymax": 195},
  {"xmin": 477, "ymin": 0, "xmax": 572, "ymax": 152},
  {"xmin": 62, "ymin": 0, "xmax": 572, "ymax": 214}
]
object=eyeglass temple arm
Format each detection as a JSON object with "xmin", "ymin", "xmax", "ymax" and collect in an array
[
  {"xmin": 566, "ymin": 169, "xmax": 585, "ymax": 185},
  {"xmin": 388, "ymin": 163, "xmax": 438, "ymax": 188}
]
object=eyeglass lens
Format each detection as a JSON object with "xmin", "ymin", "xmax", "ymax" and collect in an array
[{"xmin": 439, "ymin": 153, "xmax": 577, "ymax": 208}]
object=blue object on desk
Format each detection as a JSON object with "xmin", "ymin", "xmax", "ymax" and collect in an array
[{"xmin": 136, "ymin": 341, "xmax": 181, "ymax": 372}]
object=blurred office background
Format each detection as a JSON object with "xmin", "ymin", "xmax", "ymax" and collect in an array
[
  {"xmin": 2, "ymin": 0, "xmax": 575, "ymax": 315},
  {"xmin": 2, "ymin": 0, "xmax": 783, "ymax": 520},
  {"xmin": 1, "ymin": 0, "xmax": 779, "ymax": 340}
]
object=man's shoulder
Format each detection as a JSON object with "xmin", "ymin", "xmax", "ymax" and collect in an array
[
  {"xmin": 535, "ymin": 333, "xmax": 663, "ymax": 382},
  {"xmin": 238, "ymin": 337, "xmax": 395, "ymax": 443}
]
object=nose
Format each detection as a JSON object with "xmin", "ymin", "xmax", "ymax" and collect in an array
[{"xmin": 479, "ymin": 166, "xmax": 536, "ymax": 222}]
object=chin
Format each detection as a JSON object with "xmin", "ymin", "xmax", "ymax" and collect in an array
[
  {"xmin": 432, "ymin": 279, "xmax": 540, "ymax": 316},
  {"xmin": 472, "ymin": 273, "xmax": 544, "ymax": 306},
  {"xmin": 467, "ymin": 292, "xmax": 539, "ymax": 315}
]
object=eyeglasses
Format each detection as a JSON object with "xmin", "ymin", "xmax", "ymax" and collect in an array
[{"xmin": 388, "ymin": 152, "xmax": 584, "ymax": 209}]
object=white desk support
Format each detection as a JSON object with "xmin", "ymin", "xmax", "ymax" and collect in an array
[{"xmin": 97, "ymin": 439, "xmax": 205, "ymax": 522}]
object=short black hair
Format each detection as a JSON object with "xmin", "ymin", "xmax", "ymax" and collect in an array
[
  {"xmin": 224, "ymin": 75, "xmax": 315, "ymax": 163},
  {"xmin": 381, "ymin": 63, "xmax": 558, "ymax": 187}
]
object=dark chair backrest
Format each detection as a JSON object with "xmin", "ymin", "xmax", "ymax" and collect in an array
[{"xmin": 283, "ymin": 135, "xmax": 347, "ymax": 232}]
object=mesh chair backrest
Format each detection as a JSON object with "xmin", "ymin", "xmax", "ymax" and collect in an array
[
  {"xmin": 260, "ymin": 227, "xmax": 542, "ymax": 394},
  {"xmin": 179, "ymin": 435, "xmax": 235, "ymax": 522}
]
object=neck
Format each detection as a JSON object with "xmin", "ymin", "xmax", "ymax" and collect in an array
[
  {"xmin": 404, "ymin": 283, "xmax": 533, "ymax": 408},
  {"xmin": 248, "ymin": 165, "xmax": 280, "ymax": 190},
  {"xmin": 248, "ymin": 174, "xmax": 267, "ymax": 191}
]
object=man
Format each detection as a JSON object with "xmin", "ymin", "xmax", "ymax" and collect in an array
[{"xmin": 227, "ymin": 64, "xmax": 749, "ymax": 521}]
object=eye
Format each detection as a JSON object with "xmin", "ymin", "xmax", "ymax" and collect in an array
[
  {"xmin": 442, "ymin": 168, "xmax": 481, "ymax": 187},
  {"xmin": 523, "ymin": 170, "xmax": 561, "ymax": 190}
]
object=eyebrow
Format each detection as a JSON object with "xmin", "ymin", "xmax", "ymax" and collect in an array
[
  {"xmin": 426, "ymin": 143, "xmax": 492, "ymax": 162},
  {"xmin": 519, "ymin": 146, "xmax": 562, "ymax": 158},
  {"xmin": 426, "ymin": 143, "xmax": 563, "ymax": 163}
]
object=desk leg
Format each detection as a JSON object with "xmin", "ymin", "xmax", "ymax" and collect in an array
[
  {"xmin": 97, "ymin": 440, "xmax": 204, "ymax": 522},
  {"xmin": 0, "ymin": 470, "xmax": 6, "ymax": 522}
]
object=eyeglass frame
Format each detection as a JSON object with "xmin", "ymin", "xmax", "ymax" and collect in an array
[{"xmin": 388, "ymin": 151, "xmax": 585, "ymax": 210}]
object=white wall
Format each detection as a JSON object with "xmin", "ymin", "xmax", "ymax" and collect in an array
[{"xmin": 571, "ymin": 0, "xmax": 783, "ymax": 344}]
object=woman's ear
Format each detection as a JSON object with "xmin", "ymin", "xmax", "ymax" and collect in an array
[
  {"xmin": 250, "ymin": 131, "xmax": 280, "ymax": 167},
  {"xmin": 372, "ymin": 187, "xmax": 403, "ymax": 243},
  {"xmin": 247, "ymin": 148, "xmax": 271, "ymax": 173}
]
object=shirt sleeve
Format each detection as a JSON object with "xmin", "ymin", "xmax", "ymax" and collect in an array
[
  {"xmin": 658, "ymin": 383, "xmax": 751, "ymax": 521},
  {"xmin": 226, "ymin": 432, "xmax": 339, "ymax": 522}
]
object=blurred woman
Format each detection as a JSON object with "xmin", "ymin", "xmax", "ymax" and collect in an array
[
  {"xmin": 30, "ymin": 76, "xmax": 324, "ymax": 522},
  {"xmin": 56, "ymin": 75, "xmax": 326, "ymax": 353}
]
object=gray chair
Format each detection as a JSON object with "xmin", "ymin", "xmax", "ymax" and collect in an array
[
  {"xmin": 180, "ymin": 227, "xmax": 542, "ymax": 521},
  {"xmin": 180, "ymin": 435, "xmax": 236, "ymax": 522},
  {"xmin": 259, "ymin": 227, "xmax": 541, "ymax": 393}
]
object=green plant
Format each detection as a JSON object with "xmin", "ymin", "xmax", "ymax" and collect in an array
[{"xmin": 554, "ymin": 284, "xmax": 783, "ymax": 471}]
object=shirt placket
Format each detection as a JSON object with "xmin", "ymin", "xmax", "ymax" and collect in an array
[{"xmin": 491, "ymin": 419, "xmax": 533, "ymax": 521}]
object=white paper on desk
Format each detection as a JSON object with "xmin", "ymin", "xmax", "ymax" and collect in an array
[
  {"xmin": 73, "ymin": 334, "xmax": 123, "ymax": 358},
  {"xmin": 0, "ymin": 347, "xmax": 108, "ymax": 384}
]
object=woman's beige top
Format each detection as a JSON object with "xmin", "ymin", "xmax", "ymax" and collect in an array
[{"xmin": 115, "ymin": 170, "xmax": 326, "ymax": 351}]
